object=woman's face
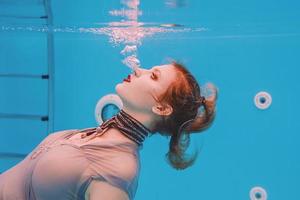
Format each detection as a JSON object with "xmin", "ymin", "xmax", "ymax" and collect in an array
[{"xmin": 115, "ymin": 64, "xmax": 178, "ymax": 114}]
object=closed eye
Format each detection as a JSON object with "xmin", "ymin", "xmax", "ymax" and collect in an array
[{"xmin": 151, "ymin": 72, "xmax": 158, "ymax": 80}]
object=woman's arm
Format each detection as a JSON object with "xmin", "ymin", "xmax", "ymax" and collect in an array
[{"xmin": 85, "ymin": 180, "xmax": 129, "ymax": 200}]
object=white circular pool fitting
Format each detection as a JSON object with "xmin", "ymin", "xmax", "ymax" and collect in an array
[
  {"xmin": 250, "ymin": 186, "xmax": 267, "ymax": 200},
  {"xmin": 254, "ymin": 91, "xmax": 272, "ymax": 110},
  {"xmin": 94, "ymin": 94, "xmax": 123, "ymax": 125}
]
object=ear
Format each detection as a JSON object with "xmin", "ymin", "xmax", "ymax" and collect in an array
[{"xmin": 152, "ymin": 104, "xmax": 173, "ymax": 116}]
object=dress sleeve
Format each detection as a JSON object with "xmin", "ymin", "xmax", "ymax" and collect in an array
[
  {"xmin": 87, "ymin": 177, "xmax": 130, "ymax": 200},
  {"xmin": 81, "ymin": 147, "xmax": 140, "ymax": 200},
  {"xmin": 26, "ymin": 129, "xmax": 78, "ymax": 159},
  {"xmin": 85, "ymin": 166, "xmax": 138, "ymax": 200},
  {"xmin": 39, "ymin": 129, "xmax": 79, "ymax": 146}
]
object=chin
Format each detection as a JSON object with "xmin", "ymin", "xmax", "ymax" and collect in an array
[
  {"xmin": 115, "ymin": 83, "xmax": 123, "ymax": 95},
  {"xmin": 115, "ymin": 83, "xmax": 126, "ymax": 100},
  {"xmin": 115, "ymin": 84, "xmax": 136, "ymax": 108}
]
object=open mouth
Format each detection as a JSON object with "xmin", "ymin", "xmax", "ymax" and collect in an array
[{"xmin": 123, "ymin": 74, "xmax": 131, "ymax": 82}]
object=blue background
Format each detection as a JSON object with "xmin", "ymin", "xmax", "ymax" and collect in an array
[{"xmin": 1, "ymin": 0, "xmax": 300, "ymax": 199}]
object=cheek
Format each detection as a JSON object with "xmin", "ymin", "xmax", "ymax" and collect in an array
[
  {"xmin": 131, "ymin": 81, "xmax": 158, "ymax": 103},
  {"xmin": 117, "ymin": 79, "xmax": 159, "ymax": 108},
  {"xmin": 134, "ymin": 81, "xmax": 153, "ymax": 97}
]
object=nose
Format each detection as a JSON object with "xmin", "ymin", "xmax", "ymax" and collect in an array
[{"xmin": 133, "ymin": 67, "xmax": 144, "ymax": 77}]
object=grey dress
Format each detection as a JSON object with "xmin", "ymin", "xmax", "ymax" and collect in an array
[{"xmin": 0, "ymin": 128, "xmax": 141, "ymax": 200}]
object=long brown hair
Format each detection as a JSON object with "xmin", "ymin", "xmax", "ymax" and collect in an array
[{"xmin": 154, "ymin": 61, "xmax": 218, "ymax": 170}]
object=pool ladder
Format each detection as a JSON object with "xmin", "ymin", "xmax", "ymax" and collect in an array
[{"xmin": 0, "ymin": 0, "xmax": 54, "ymax": 173}]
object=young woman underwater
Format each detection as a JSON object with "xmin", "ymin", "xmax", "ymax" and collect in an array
[{"xmin": 0, "ymin": 61, "xmax": 218, "ymax": 200}]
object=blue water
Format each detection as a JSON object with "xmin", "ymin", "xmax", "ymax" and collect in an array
[{"xmin": 1, "ymin": 0, "xmax": 300, "ymax": 199}]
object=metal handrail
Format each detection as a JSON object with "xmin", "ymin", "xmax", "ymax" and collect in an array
[{"xmin": 0, "ymin": 113, "xmax": 48, "ymax": 121}]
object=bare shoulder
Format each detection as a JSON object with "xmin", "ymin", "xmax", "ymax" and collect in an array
[{"xmin": 85, "ymin": 180, "xmax": 129, "ymax": 200}]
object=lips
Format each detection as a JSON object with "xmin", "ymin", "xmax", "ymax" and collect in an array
[{"xmin": 123, "ymin": 74, "xmax": 131, "ymax": 82}]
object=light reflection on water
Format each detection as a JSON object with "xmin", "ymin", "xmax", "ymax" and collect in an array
[
  {"xmin": 0, "ymin": 0, "xmax": 209, "ymax": 71},
  {"xmin": 0, "ymin": 24, "xmax": 208, "ymax": 34}
]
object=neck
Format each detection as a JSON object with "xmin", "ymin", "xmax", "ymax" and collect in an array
[{"xmin": 121, "ymin": 107, "xmax": 156, "ymax": 133}]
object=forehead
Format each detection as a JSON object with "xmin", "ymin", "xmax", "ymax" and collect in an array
[{"xmin": 152, "ymin": 64, "xmax": 176, "ymax": 73}]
